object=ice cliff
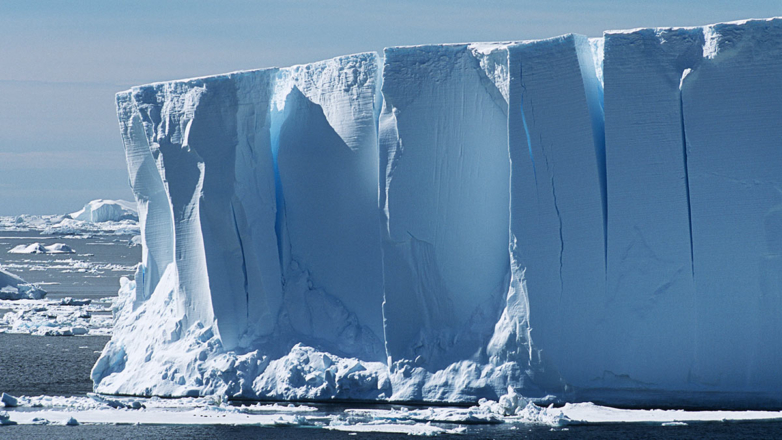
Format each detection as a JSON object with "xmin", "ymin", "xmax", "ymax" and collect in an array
[{"xmin": 94, "ymin": 18, "xmax": 782, "ymax": 406}]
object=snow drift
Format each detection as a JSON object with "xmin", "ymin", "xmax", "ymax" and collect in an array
[{"xmin": 95, "ymin": 17, "xmax": 782, "ymax": 407}]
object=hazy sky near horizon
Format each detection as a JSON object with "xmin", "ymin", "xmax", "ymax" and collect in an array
[{"xmin": 1, "ymin": 0, "xmax": 780, "ymax": 215}]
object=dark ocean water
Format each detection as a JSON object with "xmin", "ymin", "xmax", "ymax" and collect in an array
[
  {"xmin": 4, "ymin": 420, "xmax": 782, "ymax": 439},
  {"xmin": 0, "ymin": 333, "xmax": 109, "ymax": 396}
]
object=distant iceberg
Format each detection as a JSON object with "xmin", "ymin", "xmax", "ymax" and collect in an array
[
  {"xmin": 69, "ymin": 199, "xmax": 138, "ymax": 223},
  {"xmin": 94, "ymin": 17, "xmax": 782, "ymax": 407}
]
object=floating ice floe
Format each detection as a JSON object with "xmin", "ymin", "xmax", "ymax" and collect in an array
[
  {"xmin": 8, "ymin": 243, "xmax": 75, "ymax": 254},
  {"xmin": 0, "ymin": 297, "xmax": 113, "ymax": 336},
  {"xmin": 0, "ymin": 268, "xmax": 46, "ymax": 300},
  {"xmin": 2, "ymin": 391, "xmax": 782, "ymax": 434}
]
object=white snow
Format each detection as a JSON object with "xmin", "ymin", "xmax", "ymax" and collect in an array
[{"xmin": 98, "ymin": 17, "xmax": 782, "ymax": 407}]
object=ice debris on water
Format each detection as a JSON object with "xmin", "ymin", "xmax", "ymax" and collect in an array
[{"xmin": 1, "ymin": 393, "xmax": 18, "ymax": 408}]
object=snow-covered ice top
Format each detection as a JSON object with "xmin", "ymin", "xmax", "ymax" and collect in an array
[{"xmin": 95, "ymin": 17, "xmax": 782, "ymax": 408}]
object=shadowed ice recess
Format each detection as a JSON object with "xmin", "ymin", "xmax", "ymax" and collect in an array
[{"xmin": 93, "ymin": 17, "xmax": 782, "ymax": 407}]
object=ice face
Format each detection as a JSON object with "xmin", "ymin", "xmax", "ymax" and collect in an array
[
  {"xmin": 503, "ymin": 35, "xmax": 606, "ymax": 387},
  {"xmin": 379, "ymin": 43, "xmax": 511, "ymax": 371},
  {"xmin": 602, "ymin": 27, "xmax": 703, "ymax": 387},
  {"xmin": 98, "ymin": 17, "xmax": 782, "ymax": 406},
  {"xmin": 681, "ymin": 19, "xmax": 782, "ymax": 389},
  {"xmin": 274, "ymin": 54, "xmax": 386, "ymax": 360}
]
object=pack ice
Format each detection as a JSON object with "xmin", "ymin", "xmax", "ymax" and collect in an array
[{"xmin": 94, "ymin": 18, "xmax": 782, "ymax": 406}]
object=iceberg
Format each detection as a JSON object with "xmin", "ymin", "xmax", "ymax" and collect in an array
[
  {"xmin": 69, "ymin": 199, "xmax": 138, "ymax": 223},
  {"xmin": 95, "ymin": 17, "xmax": 782, "ymax": 407}
]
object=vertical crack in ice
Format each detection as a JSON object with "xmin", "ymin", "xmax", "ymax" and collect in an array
[
  {"xmin": 230, "ymin": 202, "xmax": 250, "ymax": 322},
  {"xmin": 269, "ymin": 99, "xmax": 288, "ymax": 270},
  {"xmin": 519, "ymin": 63, "xmax": 537, "ymax": 185},
  {"xmin": 679, "ymin": 73, "xmax": 696, "ymax": 280},
  {"xmin": 540, "ymin": 139, "xmax": 565, "ymax": 303}
]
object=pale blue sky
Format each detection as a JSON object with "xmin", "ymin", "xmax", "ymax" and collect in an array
[{"xmin": 1, "ymin": 0, "xmax": 779, "ymax": 215}]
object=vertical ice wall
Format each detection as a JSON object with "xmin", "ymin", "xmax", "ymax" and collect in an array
[
  {"xmin": 602, "ymin": 28, "xmax": 703, "ymax": 387},
  {"xmin": 379, "ymin": 44, "xmax": 511, "ymax": 370},
  {"xmin": 504, "ymin": 35, "xmax": 607, "ymax": 387},
  {"xmin": 682, "ymin": 19, "xmax": 782, "ymax": 390}
]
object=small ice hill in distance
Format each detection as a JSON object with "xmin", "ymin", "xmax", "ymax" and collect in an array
[{"xmin": 93, "ymin": 17, "xmax": 782, "ymax": 407}]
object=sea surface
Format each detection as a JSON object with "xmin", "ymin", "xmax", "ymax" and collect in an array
[{"xmin": 3, "ymin": 230, "xmax": 782, "ymax": 438}]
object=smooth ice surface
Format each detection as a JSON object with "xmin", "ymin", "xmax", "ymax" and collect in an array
[
  {"xmin": 379, "ymin": 43, "xmax": 511, "ymax": 371},
  {"xmin": 682, "ymin": 19, "xmax": 782, "ymax": 390},
  {"xmin": 603, "ymin": 26, "xmax": 702, "ymax": 388},
  {"xmin": 101, "ymin": 17, "xmax": 782, "ymax": 406}
]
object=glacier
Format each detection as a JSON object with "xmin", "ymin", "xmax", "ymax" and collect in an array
[{"xmin": 94, "ymin": 17, "xmax": 782, "ymax": 407}]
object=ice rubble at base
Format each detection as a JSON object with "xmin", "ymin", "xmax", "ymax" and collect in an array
[
  {"xmin": 0, "ymin": 267, "xmax": 46, "ymax": 300},
  {"xmin": 95, "ymin": 17, "xmax": 782, "ymax": 406}
]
